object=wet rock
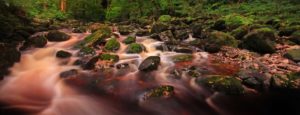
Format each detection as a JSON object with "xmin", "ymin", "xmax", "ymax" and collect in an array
[
  {"xmin": 116, "ymin": 63, "xmax": 129, "ymax": 69},
  {"xmin": 56, "ymin": 50, "xmax": 72, "ymax": 58},
  {"xmin": 151, "ymin": 22, "xmax": 168, "ymax": 34},
  {"xmin": 191, "ymin": 23, "xmax": 202, "ymax": 38},
  {"xmin": 172, "ymin": 54, "xmax": 193, "ymax": 62},
  {"xmin": 118, "ymin": 25, "xmax": 134, "ymax": 35},
  {"xmin": 158, "ymin": 30, "xmax": 176, "ymax": 43},
  {"xmin": 99, "ymin": 53, "xmax": 119, "ymax": 62},
  {"xmin": 60, "ymin": 69, "xmax": 79, "ymax": 78},
  {"xmin": 72, "ymin": 27, "xmax": 86, "ymax": 33},
  {"xmin": 82, "ymin": 56, "xmax": 99, "ymax": 70},
  {"xmin": 104, "ymin": 38, "xmax": 120, "ymax": 52},
  {"xmin": 143, "ymin": 85, "xmax": 174, "ymax": 100},
  {"xmin": 138, "ymin": 56, "xmax": 161, "ymax": 72},
  {"xmin": 123, "ymin": 36, "xmax": 136, "ymax": 44},
  {"xmin": 237, "ymin": 70, "xmax": 265, "ymax": 91},
  {"xmin": 174, "ymin": 46, "xmax": 193, "ymax": 53},
  {"xmin": 173, "ymin": 29, "xmax": 189, "ymax": 40},
  {"xmin": 136, "ymin": 29, "xmax": 150, "ymax": 36},
  {"xmin": 270, "ymin": 72, "xmax": 300, "ymax": 90},
  {"xmin": 197, "ymin": 75, "xmax": 244, "ymax": 95},
  {"xmin": 284, "ymin": 49, "xmax": 300, "ymax": 62},
  {"xmin": 46, "ymin": 30, "xmax": 71, "ymax": 42},
  {"xmin": 77, "ymin": 47, "xmax": 96, "ymax": 57},
  {"xmin": 126, "ymin": 43, "xmax": 144, "ymax": 54},
  {"xmin": 76, "ymin": 25, "xmax": 111, "ymax": 48},
  {"xmin": 230, "ymin": 26, "xmax": 249, "ymax": 40},
  {"xmin": 0, "ymin": 43, "xmax": 21, "ymax": 78},
  {"xmin": 240, "ymin": 28, "xmax": 276, "ymax": 54},
  {"xmin": 29, "ymin": 35, "xmax": 47, "ymax": 48},
  {"xmin": 204, "ymin": 31, "xmax": 238, "ymax": 53},
  {"xmin": 289, "ymin": 30, "xmax": 300, "ymax": 44}
]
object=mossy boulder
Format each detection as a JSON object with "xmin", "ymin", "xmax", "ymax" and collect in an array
[
  {"xmin": 151, "ymin": 22, "xmax": 169, "ymax": 34},
  {"xmin": 99, "ymin": 53, "xmax": 119, "ymax": 62},
  {"xmin": 47, "ymin": 30, "xmax": 71, "ymax": 42},
  {"xmin": 284, "ymin": 49, "xmax": 300, "ymax": 62},
  {"xmin": 173, "ymin": 29, "xmax": 189, "ymax": 40},
  {"xmin": 279, "ymin": 25, "xmax": 300, "ymax": 37},
  {"xmin": 104, "ymin": 38, "xmax": 120, "ymax": 52},
  {"xmin": 237, "ymin": 69, "xmax": 265, "ymax": 91},
  {"xmin": 231, "ymin": 26, "xmax": 249, "ymax": 40},
  {"xmin": 126, "ymin": 43, "xmax": 144, "ymax": 54},
  {"xmin": 77, "ymin": 47, "xmax": 96, "ymax": 57},
  {"xmin": 138, "ymin": 56, "xmax": 160, "ymax": 72},
  {"xmin": 191, "ymin": 23, "xmax": 203, "ymax": 38},
  {"xmin": 171, "ymin": 54, "xmax": 193, "ymax": 62},
  {"xmin": 118, "ymin": 25, "xmax": 134, "ymax": 35},
  {"xmin": 270, "ymin": 72, "xmax": 300, "ymax": 90},
  {"xmin": 223, "ymin": 14, "xmax": 253, "ymax": 30},
  {"xmin": 289, "ymin": 31, "xmax": 300, "ymax": 44},
  {"xmin": 56, "ymin": 50, "xmax": 72, "ymax": 58},
  {"xmin": 158, "ymin": 15, "xmax": 172, "ymax": 23},
  {"xmin": 240, "ymin": 28, "xmax": 276, "ymax": 54},
  {"xmin": 77, "ymin": 25, "xmax": 111, "ymax": 47},
  {"xmin": 29, "ymin": 35, "xmax": 47, "ymax": 48},
  {"xmin": 197, "ymin": 75, "xmax": 244, "ymax": 95},
  {"xmin": 123, "ymin": 36, "xmax": 136, "ymax": 44},
  {"xmin": 207, "ymin": 31, "xmax": 239, "ymax": 47},
  {"xmin": 144, "ymin": 85, "xmax": 174, "ymax": 100}
]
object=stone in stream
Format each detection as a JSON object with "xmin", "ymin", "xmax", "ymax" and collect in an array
[
  {"xmin": 99, "ymin": 53, "xmax": 119, "ymax": 62},
  {"xmin": 46, "ymin": 30, "xmax": 71, "ymax": 42},
  {"xmin": 173, "ymin": 46, "xmax": 193, "ymax": 53},
  {"xmin": 151, "ymin": 22, "xmax": 169, "ymax": 34},
  {"xmin": 237, "ymin": 69, "xmax": 265, "ymax": 91},
  {"xmin": 284, "ymin": 49, "xmax": 300, "ymax": 62},
  {"xmin": 126, "ymin": 43, "xmax": 144, "ymax": 54},
  {"xmin": 143, "ymin": 85, "xmax": 174, "ymax": 100},
  {"xmin": 197, "ymin": 75, "xmax": 244, "ymax": 95},
  {"xmin": 172, "ymin": 29, "xmax": 189, "ymax": 40},
  {"xmin": 77, "ymin": 47, "xmax": 96, "ymax": 57},
  {"xmin": 138, "ymin": 56, "xmax": 161, "ymax": 72},
  {"xmin": 118, "ymin": 25, "xmax": 134, "ymax": 35},
  {"xmin": 158, "ymin": 30, "xmax": 176, "ymax": 43},
  {"xmin": 29, "ymin": 35, "xmax": 47, "ymax": 48},
  {"xmin": 240, "ymin": 28, "xmax": 276, "ymax": 54},
  {"xmin": 56, "ymin": 50, "xmax": 72, "ymax": 58},
  {"xmin": 60, "ymin": 69, "xmax": 79, "ymax": 78},
  {"xmin": 104, "ymin": 38, "xmax": 120, "ymax": 52},
  {"xmin": 76, "ymin": 25, "xmax": 111, "ymax": 48},
  {"xmin": 123, "ymin": 36, "xmax": 136, "ymax": 44},
  {"xmin": 136, "ymin": 29, "xmax": 150, "ymax": 36},
  {"xmin": 82, "ymin": 56, "xmax": 99, "ymax": 70}
]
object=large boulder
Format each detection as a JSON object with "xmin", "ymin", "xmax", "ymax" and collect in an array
[
  {"xmin": 118, "ymin": 25, "xmax": 134, "ymax": 35},
  {"xmin": 240, "ymin": 28, "xmax": 276, "ymax": 54},
  {"xmin": 104, "ymin": 38, "xmax": 120, "ymax": 52},
  {"xmin": 126, "ymin": 43, "xmax": 144, "ymax": 54},
  {"xmin": 172, "ymin": 29, "xmax": 189, "ymax": 40},
  {"xmin": 284, "ymin": 49, "xmax": 300, "ymax": 62},
  {"xmin": 151, "ymin": 22, "xmax": 169, "ymax": 34},
  {"xmin": 56, "ymin": 50, "xmax": 72, "ymax": 58},
  {"xmin": 197, "ymin": 75, "xmax": 244, "ymax": 95},
  {"xmin": 138, "ymin": 56, "xmax": 161, "ymax": 72},
  {"xmin": 29, "ymin": 35, "xmax": 47, "ymax": 48},
  {"xmin": 47, "ymin": 30, "xmax": 71, "ymax": 42},
  {"xmin": 76, "ymin": 25, "xmax": 111, "ymax": 48},
  {"xmin": 230, "ymin": 26, "xmax": 249, "ymax": 40},
  {"xmin": 204, "ymin": 31, "xmax": 238, "ymax": 53}
]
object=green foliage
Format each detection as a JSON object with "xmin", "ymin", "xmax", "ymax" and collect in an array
[
  {"xmin": 67, "ymin": 0, "xmax": 105, "ymax": 21},
  {"xmin": 158, "ymin": 15, "xmax": 172, "ymax": 23},
  {"xmin": 223, "ymin": 14, "xmax": 253, "ymax": 29},
  {"xmin": 123, "ymin": 36, "xmax": 136, "ymax": 44},
  {"xmin": 99, "ymin": 53, "xmax": 119, "ymax": 62},
  {"xmin": 126, "ymin": 43, "xmax": 143, "ymax": 54}
]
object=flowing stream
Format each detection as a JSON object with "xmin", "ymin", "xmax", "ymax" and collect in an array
[{"xmin": 0, "ymin": 29, "xmax": 269, "ymax": 115}]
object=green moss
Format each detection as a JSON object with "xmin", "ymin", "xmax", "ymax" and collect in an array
[
  {"xmin": 104, "ymin": 38, "xmax": 120, "ymax": 52},
  {"xmin": 158, "ymin": 15, "xmax": 172, "ymax": 23},
  {"xmin": 223, "ymin": 14, "xmax": 253, "ymax": 29},
  {"xmin": 126, "ymin": 43, "xmax": 143, "ymax": 54},
  {"xmin": 77, "ymin": 47, "xmax": 96, "ymax": 57},
  {"xmin": 172, "ymin": 54, "xmax": 193, "ymax": 62},
  {"xmin": 230, "ymin": 26, "xmax": 249, "ymax": 40},
  {"xmin": 199, "ymin": 75, "xmax": 244, "ymax": 95},
  {"xmin": 99, "ymin": 53, "xmax": 119, "ymax": 62},
  {"xmin": 284, "ymin": 49, "xmax": 300, "ymax": 62},
  {"xmin": 146, "ymin": 85, "xmax": 174, "ymax": 98},
  {"xmin": 123, "ymin": 36, "xmax": 136, "ymax": 44},
  {"xmin": 208, "ymin": 31, "xmax": 239, "ymax": 47},
  {"xmin": 76, "ymin": 25, "xmax": 111, "ymax": 48}
]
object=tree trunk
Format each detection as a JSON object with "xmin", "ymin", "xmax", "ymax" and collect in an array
[{"xmin": 60, "ymin": 0, "xmax": 66, "ymax": 12}]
